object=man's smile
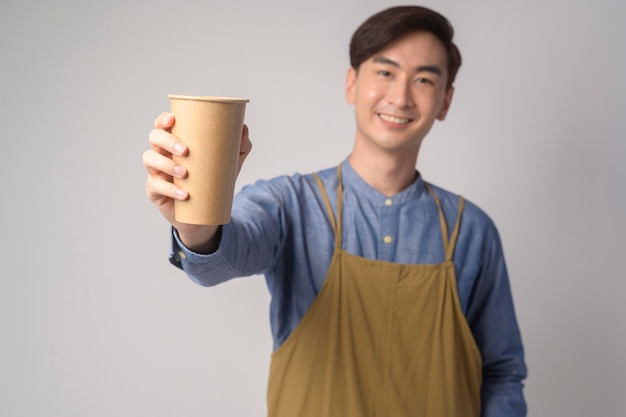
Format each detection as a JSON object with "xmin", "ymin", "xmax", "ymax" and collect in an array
[{"xmin": 378, "ymin": 113, "xmax": 413, "ymax": 125}]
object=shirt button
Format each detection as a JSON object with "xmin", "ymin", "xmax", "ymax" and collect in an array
[
  {"xmin": 383, "ymin": 235, "xmax": 393, "ymax": 244},
  {"xmin": 385, "ymin": 198, "xmax": 393, "ymax": 206},
  {"xmin": 177, "ymin": 250, "xmax": 187, "ymax": 260}
]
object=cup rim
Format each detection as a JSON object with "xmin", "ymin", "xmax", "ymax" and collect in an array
[{"xmin": 168, "ymin": 94, "xmax": 249, "ymax": 103}]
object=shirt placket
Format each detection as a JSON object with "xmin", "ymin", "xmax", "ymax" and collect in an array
[{"xmin": 379, "ymin": 197, "xmax": 398, "ymax": 262}]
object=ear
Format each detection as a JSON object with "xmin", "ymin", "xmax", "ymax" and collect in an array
[
  {"xmin": 345, "ymin": 67, "xmax": 357, "ymax": 104},
  {"xmin": 436, "ymin": 86, "xmax": 455, "ymax": 121}
]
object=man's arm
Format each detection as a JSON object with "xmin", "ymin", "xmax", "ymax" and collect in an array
[
  {"xmin": 168, "ymin": 178, "xmax": 290, "ymax": 287},
  {"xmin": 467, "ymin": 225, "xmax": 527, "ymax": 417}
]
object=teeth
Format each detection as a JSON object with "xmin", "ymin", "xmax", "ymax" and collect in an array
[{"xmin": 379, "ymin": 114, "xmax": 410, "ymax": 124}]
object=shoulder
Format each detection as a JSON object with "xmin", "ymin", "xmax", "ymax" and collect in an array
[
  {"xmin": 425, "ymin": 181, "xmax": 500, "ymax": 239},
  {"xmin": 237, "ymin": 165, "xmax": 338, "ymax": 204},
  {"xmin": 425, "ymin": 182, "xmax": 507, "ymax": 276}
]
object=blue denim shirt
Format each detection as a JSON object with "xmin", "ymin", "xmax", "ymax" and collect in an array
[{"xmin": 169, "ymin": 160, "xmax": 527, "ymax": 416}]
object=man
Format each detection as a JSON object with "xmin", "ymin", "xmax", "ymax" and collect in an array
[{"xmin": 143, "ymin": 5, "xmax": 527, "ymax": 417}]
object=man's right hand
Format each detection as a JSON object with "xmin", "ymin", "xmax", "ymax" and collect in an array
[{"xmin": 142, "ymin": 112, "xmax": 252, "ymax": 253}]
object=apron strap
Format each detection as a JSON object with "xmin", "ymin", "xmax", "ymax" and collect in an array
[
  {"xmin": 313, "ymin": 173, "xmax": 336, "ymax": 233},
  {"xmin": 313, "ymin": 165, "xmax": 343, "ymax": 249},
  {"xmin": 336, "ymin": 165, "xmax": 344, "ymax": 247},
  {"xmin": 448, "ymin": 197, "xmax": 465, "ymax": 260},
  {"xmin": 424, "ymin": 183, "xmax": 465, "ymax": 261}
]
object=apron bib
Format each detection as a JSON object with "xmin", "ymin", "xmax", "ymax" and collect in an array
[{"xmin": 268, "ymin": 166, "xmax": 482, "ymax": 417}]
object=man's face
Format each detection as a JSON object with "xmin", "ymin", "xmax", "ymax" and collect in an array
[{"xmin": 346, "ymin": 31, "xmax": 454, "ymax": 155}]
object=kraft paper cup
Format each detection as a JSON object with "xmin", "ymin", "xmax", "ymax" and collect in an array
[{"xmin": 169, "ymin": 95, "xmax": 249, "ymax": 225}]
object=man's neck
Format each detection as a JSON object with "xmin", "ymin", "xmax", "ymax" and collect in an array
[{"xmin": 348, "ymin": 146, "xmax": 420, "ymax": 197}]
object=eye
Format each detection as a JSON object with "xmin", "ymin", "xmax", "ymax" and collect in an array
[
  {"xmin": 415, "ymin": 77, "xmax": 434, "ymax": 85},
  {"xmin": 378, "ymin": 70, "xmax": 393, "ymax": 77}
]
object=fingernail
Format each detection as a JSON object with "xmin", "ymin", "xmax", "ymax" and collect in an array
[
  {"xmin": 175, "ymin": 188, "xmax": 188, "ymax": 199},
  {"xmin": 173, "ymin": 165, "xmax": 185, "ymax": 177},
  {"xmin": 173, "ymin": 143, "xmax": 185, "ymax": 155}
]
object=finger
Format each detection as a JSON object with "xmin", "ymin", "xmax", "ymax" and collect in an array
[
  {"xmin": 148, "ymin": 127, "xmax": 187, "ymax": 157},
  {"xmin": 142, "ymin": 149, "xmax": 187, "ymax": 178},
  {"xmin": 241, "ymin": 124, "xmax": 252, "ymax": 154},
  {"xmin": 238, "ymin": 124, "xmax": 253, "ymax": 172},
  {"xmin": 153, "ymin": 112, "xmax": 175, "ymax": 130},
  {"xmin": 146, "ymin": 175, "xmax": 188, "ymax": 202}
]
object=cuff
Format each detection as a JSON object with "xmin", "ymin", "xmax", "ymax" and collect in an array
[{"xmin": 168, "ymin": 226, "xmax": 222, "ymax": 269}]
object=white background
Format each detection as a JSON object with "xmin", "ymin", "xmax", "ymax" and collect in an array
[{"xmin": 2, "ymin": 0, "xmax": 625, "ymax": 415}]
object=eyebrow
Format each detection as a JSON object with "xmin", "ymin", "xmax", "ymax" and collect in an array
[{"xmin": 372, "ymin": 56, "xmax": 442, "ymax": 76}]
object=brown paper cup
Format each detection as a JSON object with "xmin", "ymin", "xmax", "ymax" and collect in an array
[{"xmin": 169, "ymin": 95, "xmax": 249, "ymax": 225}]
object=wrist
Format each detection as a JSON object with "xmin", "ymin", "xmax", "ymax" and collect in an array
[{"xmin": 177, "ymin": 225, "xmax": 222, "ymax": 254}]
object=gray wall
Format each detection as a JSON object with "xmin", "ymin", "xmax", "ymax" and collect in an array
[{"xmin": 2, "ymin": 0, "xmax": 625, "ymax": 415}]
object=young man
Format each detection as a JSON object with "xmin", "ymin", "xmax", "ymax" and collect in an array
[{"xmin": 144, "ymin": 6, "xmax": 527, "ymax": 417}]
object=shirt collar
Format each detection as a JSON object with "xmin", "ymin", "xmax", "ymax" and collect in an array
[{"xmin": 341, "ymin": 159, "xmax": 426, "ymax": 207}]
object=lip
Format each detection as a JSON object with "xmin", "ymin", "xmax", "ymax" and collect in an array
[{"xmin": 378, "ymin": 113, "xmax": 414, "ymax": 126}]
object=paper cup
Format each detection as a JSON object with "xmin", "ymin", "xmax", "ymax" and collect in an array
[{"xmin": 169, "ymin": 95, "xmax": 249, "ymax": 225}]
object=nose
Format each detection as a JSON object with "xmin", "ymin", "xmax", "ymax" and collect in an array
[{"xmin": 385, "ymin": 76, "xmax": 415, "ymax": 108}]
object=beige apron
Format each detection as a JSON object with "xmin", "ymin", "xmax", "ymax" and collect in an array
[{"xmin": 267, "ymin": 166, "xmax": 482, "ymax": 417}]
